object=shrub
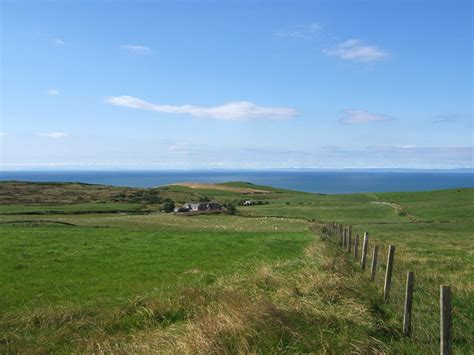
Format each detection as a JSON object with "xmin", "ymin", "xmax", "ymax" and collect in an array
[
  {"xmin": 162, "ymin": 201, "xmax": 175, "ymax": 213},
  {"xmin": 226, "ymin": 204, "xmax": 237, "ymax": 215},
  {"xmin": 143, "ymin": 194, "xmax": 163, "ymax": 204}
]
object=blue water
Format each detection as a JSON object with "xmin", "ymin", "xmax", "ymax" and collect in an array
[{"xmin": 0, "ymin": 170, "xmax": 473, "ymax": 194}]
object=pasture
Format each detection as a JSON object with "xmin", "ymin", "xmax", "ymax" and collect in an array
[{"xmin": 0, "ymin": 181, "xmax": 472, "ymax": 353}]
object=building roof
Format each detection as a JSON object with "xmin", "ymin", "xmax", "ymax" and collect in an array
[{"xmin": 184, "ymin": 202, "xmax": 221, "ymax": 208}]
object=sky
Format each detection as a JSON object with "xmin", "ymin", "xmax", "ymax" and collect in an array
[{"xmin": 0, "ymin": 0, "xmax": 472, "ymax": 170}]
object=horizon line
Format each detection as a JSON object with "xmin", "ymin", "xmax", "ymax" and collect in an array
[{"xmin": 1, "ymin": 167, "xmax": 473, "ymax": 172}]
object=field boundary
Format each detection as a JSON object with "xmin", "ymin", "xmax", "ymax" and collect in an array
[{"xmin": 322, "ymin": 222, "xmax": 454, "ymax": 355}]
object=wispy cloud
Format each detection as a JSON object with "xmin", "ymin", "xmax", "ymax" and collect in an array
[
  {"xmin": 120, "ymin": 45, "xmax": 151, "ymax": 54},
  {"xmin": 370, "ymin": 146, "xmax": 473, "ymax": 168},
  {"xmin": 38, "ymin": 132, "xmax": 69, "ymax": 138},
  {"xmin": 0, "ymin": 132, "xmax": 8, "ymax": 137},
  {"xmin": 323, "ymin": 39, "xmax": 388, "ymax": 62},
  {"xmin": 275, "ymin": 22, "xmax": 322, "ymax": 39},
  {"xmin": 433, "ymin": 113, "xmax": 471, "ymax": 124},
  {"xmin": 340, "ymin": 109, "xmax": 392, "ymax": 124},
  {"xmin": 319, "ymin": 145, "xmax": 473, "ymax": 168},
  {"xmin": 168, "ymin": 144, "xmax": 190, "ymax": 153},
  {"xmin": 106, "ymin": 96, "xmax": 297, "ymax": 121},
  {"xmin": 396, "ymin": 145, "xmax": 417, "ymax": 149},
  {"xmin": 53, "ymin": 38, "xmax": 64, "ymax": 45},
  {"xmin": 47, "ymin": 89, "xmax": 60, "ymax": 96}
]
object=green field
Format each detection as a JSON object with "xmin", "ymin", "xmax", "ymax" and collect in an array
[{"xmin": 0, "ymin": 181, "xmax": 472, "ymax": 353}]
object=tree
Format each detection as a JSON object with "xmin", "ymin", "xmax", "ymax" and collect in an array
[
  {"xmin": 162, "ymin": 200, "xmax": 175, "ymax": 213},
  {"xmin": 226, "ymin": 204, "xmax": 237, "ymax": 215}
]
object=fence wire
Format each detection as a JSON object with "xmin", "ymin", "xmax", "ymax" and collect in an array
[{"xmin": 321, "ymin": 223, "xmax": 472, "ymax": 354}]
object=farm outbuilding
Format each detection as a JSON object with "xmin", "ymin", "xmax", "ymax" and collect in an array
[{"xmin": 174, "ymin": 201, "xmax": 222, "ymax": 213}]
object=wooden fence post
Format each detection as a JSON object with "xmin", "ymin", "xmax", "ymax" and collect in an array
[
  {"xmin": 348, "ymin": 226, "xmax": 352, "ymax": 252},
  {"xmin": 403, "ymin": 271, "xmax": 414, "ymax": 336},
  {"xmin": 361, "ymin": 232, "xmax": 369, "ymax": 270},
  {"xmin": 440, "ymin": 285, "xmax": 452, "ymax": 355},
  {"xmin": 383, "ymin": 245, "xmax": 396, "ymax": 301},
  {"xmin": 354, "ymin": 234, "xmax": 359, "ymax": 259},
  {"xmin": 340, "ymin": 226, "xmax": 344, "ymax": 246},
  {"xmin": 370, "ymin": 245, "xmax": 379, "ymax": 281}
]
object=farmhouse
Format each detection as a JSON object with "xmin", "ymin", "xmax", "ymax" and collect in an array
[{"xmin": 174, "ymin": 201, "xmax": 221, "ymax": 213}]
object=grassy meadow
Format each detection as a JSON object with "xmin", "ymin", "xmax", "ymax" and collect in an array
[{"xmin": 0, "ymin": 181, "xmax": 472, "ymax": 353}]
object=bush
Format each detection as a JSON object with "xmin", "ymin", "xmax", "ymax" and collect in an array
[
  {"xmin": 143, "ymin": 194, "xmax": 163, "ymax": 204},
  {"xmin": 226, "ymin": 204, "xmax": 237, "ymax": 215},
  {"xmin": 162, "ymin": 201, "xmax": 175, "ymax": 213}
]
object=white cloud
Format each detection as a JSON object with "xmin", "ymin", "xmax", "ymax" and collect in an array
[
  {"xmin": 38, "ymin": 132, "xmax": 69, "ymax": 138},
  {"xmin": 47, "ymin": 89, "xmax": 60, "ymax": 96},
  {"xmin": 105, "ymin": 96, "xmax": 297, "ymax": 121},
  {"xmin": 276, "ymin": 22, "xmax": 322, "ymax": 39},
  {"xmin": 0, "ymin": 132, "xmax": 8, "ymax": 137},
  {"xmin": 340, "ymin": 109, "xmax": 392, "ymax": 124},
  {"xmin": 168, "ymin": 144, "xmax": 190, "ymax": 153},
  {"xmin": 53, "ymin": 38, "xmax": 65, "ymax": 45},
  {"xmin": 323, "ymin": 39, "xmax": 388, "ymax": 62},
  {"xmin": 120, "ymin": 45, "xmax": 151, "ymax": 54}
]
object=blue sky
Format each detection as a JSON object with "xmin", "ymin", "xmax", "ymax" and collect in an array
[{"xmin": 1, "ymin": 0, "xmax": 472, "ymax": 169}]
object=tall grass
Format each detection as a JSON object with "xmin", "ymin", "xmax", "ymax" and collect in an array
[
  {"xmin": 324, "ymin": 223, "xmax": 473, "ymax": 354},
  {"xmin": 2, "ymin": 228, "xmax": 394, "ymax": 353}
]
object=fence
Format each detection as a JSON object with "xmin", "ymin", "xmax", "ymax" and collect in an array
[{"xmin": 323, "ymin": 222, "xmax": 454, "ymax": 355}]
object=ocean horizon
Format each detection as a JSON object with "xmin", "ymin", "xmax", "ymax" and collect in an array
[{"xmin": 1, "ymin": 170, "xmax": 473, "ymax": 194}]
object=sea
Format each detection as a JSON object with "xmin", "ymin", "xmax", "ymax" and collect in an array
[{"xmin": 0, "ymin": 170, "xmax": 473, "ymax": 194}]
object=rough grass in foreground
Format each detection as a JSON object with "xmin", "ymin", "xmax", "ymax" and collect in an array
[
  {"xmin": 83, "ymin": 233, "xmax": 394, "ymax": 353},
  {"xmin": 3, "ymin": 230, "xmax": 393, "ymax": 353}
]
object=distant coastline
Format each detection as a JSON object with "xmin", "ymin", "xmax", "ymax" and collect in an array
[
  {"xmin": 1, "ymin": 168, "xmax": 472, "ymax": 172},
  {"xmin": 1, "ymin": 170, "xmax": 473, "ymax": 194}
]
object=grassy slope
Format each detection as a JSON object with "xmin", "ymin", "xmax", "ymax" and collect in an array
[
  {"xmin": 0, "ymin": 181, "xmax": 139, "ymax": 205},
  {"xmin": 0, "ymin": 205, "xmax": 314, "ymax": 351},
  {"xmin": 0, "ymin": 202, "xmax": 147, "ymax": 214},
  {"xmin": 0, "ymin": 182, "xmax": 472, "ymax": 353},
  {"xmin": 81, "ymin": 237, "xmax": 389, "ymax": 354},
  {"xmin": 0, "ymin": 225, "xmax": 311, "ymax": 313}
]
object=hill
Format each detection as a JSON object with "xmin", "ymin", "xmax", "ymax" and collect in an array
[{"xmin": 0, "ymin": 181, "xmax": 472, "ymax": 353}]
